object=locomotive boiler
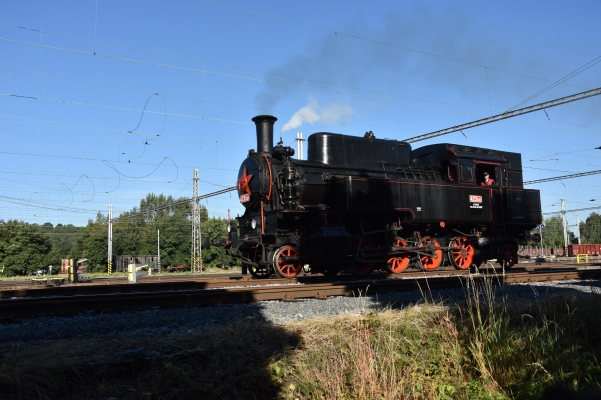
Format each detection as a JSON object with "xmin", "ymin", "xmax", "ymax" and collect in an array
[{"xmin": 225, "ymin": 115, "xmax": 542, "ymax": 278}]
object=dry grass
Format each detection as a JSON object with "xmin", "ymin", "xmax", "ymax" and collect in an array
[
  {"xmin": 2, "ymin": 284, "xmax": 601, "ymax": 399},
  {"xmin": 275, "ymin": 307, "xmax": 468, "ymax": 399}
]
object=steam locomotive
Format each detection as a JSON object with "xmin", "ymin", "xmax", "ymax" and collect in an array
[{"xmin": 224, "ymin": 115, "xmax": 542, "ymax": 278}]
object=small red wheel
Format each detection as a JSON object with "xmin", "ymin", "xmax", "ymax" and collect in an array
[
  {"xmin": 498, "ymin": 243, "xmax": 517, "ymax": 269},
  {"xmin": 449, "ymin": 236, "xmax": 475, "ymax": 270},
  {"xmin": 386, "ymin": 238, "xmax": 410, "ymax": 273},
  {"xmin": 273, "ymin": 245, "xmax": 302, "ymax": 278},
  {"xmin": 418, "ymin": 237, "xmax": 443, "ymax": 271}
]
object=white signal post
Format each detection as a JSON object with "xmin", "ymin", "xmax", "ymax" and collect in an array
[
  {"xmin": 576, "ymin": 214, "xmax": 581, "ymax": 245},
  {"xmin": 561, "ymin": 198, "xmax": 568, "ymax": 254},
  {"xmin": 539, "ymin": 224, "xmax": 543, "ymax": 251}
]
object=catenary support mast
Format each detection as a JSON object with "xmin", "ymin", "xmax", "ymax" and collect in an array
[
  {"xmin": 192, "ymin": 169, "xmax": 202, "ymax": 273},
  {"xmin": 107, "ymin": 204, "xmax": 112, "ymax": 274}
]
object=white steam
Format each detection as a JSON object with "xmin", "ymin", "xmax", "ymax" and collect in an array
[{"xmin": 281, "ymin": 99, "xmax": 353, "ymax": 133}]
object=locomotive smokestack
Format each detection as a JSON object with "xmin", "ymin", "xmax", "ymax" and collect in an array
[{"xmin": 252, "ymin": 115, "xmax": 277, "ymax": 155}]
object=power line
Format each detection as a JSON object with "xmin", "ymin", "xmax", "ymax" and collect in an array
[
  {"xmin": 506, "ymin": 55, "xmax": 601, "ymax": 112},
  {"xmin": 193, "ymin": 2, "xmax": 589, "ymax": 89},
  {"xmin": 524, "ymin": 170, "xmax": 601, "ymax": 185},
  {"xmin": 543, "ymin": 206, "xmax": 601, "ymax": 215},
  {"xmin": 111, "ymin": 186, "xmax": 235, "ymax": 222},
  {"xmin": 0, "ymin": 18, "xmax": 588, "ymax": 99},
  {"xmin": 4, "ymin": 36, "xmax": 598, "ymax": 130},
  {"xmin": 404, "ymin": 86, "xmax": 601, "ymax": 143}
]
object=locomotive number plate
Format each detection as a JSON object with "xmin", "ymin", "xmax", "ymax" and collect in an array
[
  {"xmin": 469, "ymin": 195, "xmax": 482, "ymax": 203},
  {"xmin": 239, "ymin": 193, "xmax": 250, "ymax": 203}
]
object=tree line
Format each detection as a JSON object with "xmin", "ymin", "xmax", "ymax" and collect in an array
[
  {"xmin": 0, "ymin": 193, "xmax": 232, "ymax": 277},
  {"xmin": 535, "ymin": 212, "xmax": 601, "ymax": 247}
]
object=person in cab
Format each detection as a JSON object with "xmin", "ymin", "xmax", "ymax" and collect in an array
[{"xmin": 481, "ymin": 171, "xmax": 495, "ymax": 186}]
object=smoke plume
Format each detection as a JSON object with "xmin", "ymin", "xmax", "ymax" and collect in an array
[{"xmin": 281, "ymin": 99, "xmax": 354, "ymax": 133}]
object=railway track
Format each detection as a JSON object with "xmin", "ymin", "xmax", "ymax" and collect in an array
[
  {"xmin": 1, "ymin": 262, "xmax": 598, "ymax": 296},
  {"xmin": 1, "ymin": 265, "xmax": 600, "ymax": 318}
]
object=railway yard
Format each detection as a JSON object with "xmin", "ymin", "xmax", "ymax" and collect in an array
[
  {"xmin": 1, "ymin": 260, "xmax": 601, "ymax": 399},
  {"xmin": 1, "ymin": 260, "xmax": 600, "ymax": 336}
]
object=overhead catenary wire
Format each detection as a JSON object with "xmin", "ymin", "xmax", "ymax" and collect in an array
[
  {"xmin": 2, "ymin": 11, "xmax": 596, "ymax": 225},
  {"xmin": 0, "ymin": 19, "xmax": 588, "ymax": 97},
  {"xmin": 4, "ymin": 65, "xmax": 599, "ymax": 135},
  {"xmin": 506, "ymin": 55, "xmax": 601, "ymax": 112},
  {"xmin": 403, "ymin": 87, "xmax": 601, "ymax": 143},
  {"xmin": 110, "ymin": 186, "xmax": 235, "ymax": 222},
  {"xmin": 524, "ymin": 170, "xmax": 601, "ymax": 185},
  {"xmin": 3, "ymin": 36, "xmax": 600, "ymax": 133}
]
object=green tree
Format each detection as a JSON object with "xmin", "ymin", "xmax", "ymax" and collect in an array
[
  {"xmin": 202, "ymin": 216, "xmax": 237, "ymax": 267},
  {"xmin": 0, "ymin": 220, "xmax": 53, "ymax": 276},
  {"xmin": 77, "ymin": 192, "xmax": 232, "ymax": 271},
  {"xmin": 43, "ymin": 223, "xmax": 86, "ymax": 266},
  {"xmin": 78, "ymin": 213, "xmax": 109, "ymax": 272},
  {"xmin": 579, "ymin": 212, "xmax": 601, "ymax": 244},
  {"xmin": 540, "ymin": 216, "xmax": 574, "ymax": 248}
]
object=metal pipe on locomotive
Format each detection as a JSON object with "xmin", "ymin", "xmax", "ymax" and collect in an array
[{"xmin": 224, "ymin": 115, "xmax": 542, "ymax": 278}]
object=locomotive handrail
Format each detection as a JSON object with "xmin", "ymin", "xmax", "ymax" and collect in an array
[{"xmin": 452, "ymin": 228, "xmax": 480, "ymax": 238}]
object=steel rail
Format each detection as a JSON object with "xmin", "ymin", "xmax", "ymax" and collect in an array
[
  {"xmin": 1, "ymin": 268, "xmax": 600, "ymax": 318},
  {"xmin": 1, "ymin": 262, "xmax": 599, "ymax": 298}
]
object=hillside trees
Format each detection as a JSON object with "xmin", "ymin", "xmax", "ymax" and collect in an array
[
  {"xmin": 0, "ymin": 220, "xmax": 53, "ymax": 276},
  {"xmin": 108, "ymin": 193, "xmax": 230, "ymax": 269},
  {"xmin": 78, "ymin": 213, "xmax": 109, "ymax": 272},
  {"xmin": 41, "ymin": 222, "xmax": 85, "ymax": 266},
  {"xmin": 0, "ymin": 192, "xmax": 230, "ymax": 275}
]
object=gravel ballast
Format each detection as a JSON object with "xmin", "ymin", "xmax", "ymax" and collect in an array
[{"xmin": 1, "ymin": 278, "xmax": 600, "ymax": 343}]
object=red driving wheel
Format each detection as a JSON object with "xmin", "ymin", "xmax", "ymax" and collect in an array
[
  {"xmin": 418, "ymin": 237, "xmax": 443, "ymax": 271},
  {"xmin": 274, "ymin": 245, "xmax": 302, "ymax": 278},
  {"xmin": 386, "ymin": 238, "xmax": 410, "ymax": 273},
  {"xmin": 449, "ymin": 236, "xmax": 475, "ymax": 270}
]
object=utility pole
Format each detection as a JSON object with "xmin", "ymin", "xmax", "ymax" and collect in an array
[
  {"xmin": 157, "ymin": 229, "xmax": 161, "ymax": 273},
  {"xmin": 192, "ymin": 169, "xmax": 202, "ymax": 273},
  {"xmin": 108, "ymin": 204, "xmax": 112, "ymax": 274},
  {"xmin": 576, "ymin": 214, "xmax": 581, "ymax": 245},
  {"xmin": 561, "ymin": 198, "xmax": 568, "ymax": 255}
]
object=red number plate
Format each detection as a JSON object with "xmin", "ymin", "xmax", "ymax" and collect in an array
[
  {"xmin": 469, "ymin": 195, "xmax": 482, "ymax": 203},
  {"xmin": 239, "ymin": 193, "xmax": 250, "ymax": 203}
]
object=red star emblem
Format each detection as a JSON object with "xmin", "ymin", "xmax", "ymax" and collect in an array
[{"xmin": 237, "ymin": 166, "xmax": 253, "ymax": 195}]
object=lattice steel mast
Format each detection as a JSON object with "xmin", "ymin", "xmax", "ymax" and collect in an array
[{"xmin": 191, "ymin": 169, "xmax": 202, "ymax": 273}]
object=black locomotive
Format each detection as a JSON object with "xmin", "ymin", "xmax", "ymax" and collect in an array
[{"xmin": 224, "ymin": 115, "xmax": 542, "ymax": 278}]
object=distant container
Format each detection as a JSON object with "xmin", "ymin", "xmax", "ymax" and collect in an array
[{"xmin": 568, "ymin": 244, "xmax": 601, "ymax": 257}]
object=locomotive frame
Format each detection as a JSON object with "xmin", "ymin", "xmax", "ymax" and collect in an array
[{"xmin": 224, "ymin": 115, "xmax": 542, "ymax": 278}]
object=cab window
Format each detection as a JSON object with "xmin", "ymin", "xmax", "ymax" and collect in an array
[
  {"xmin": 441, "ymin": 160, "xmax": 457, "ymax": 182},
  {"xmin": 460, "ymin": 163, "xmax": 473, "ymax": 182}
]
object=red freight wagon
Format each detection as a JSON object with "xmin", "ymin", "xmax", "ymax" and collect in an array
[{"xmin": 568, "ymin": 244, "xmax": 601, "ymax": 256}]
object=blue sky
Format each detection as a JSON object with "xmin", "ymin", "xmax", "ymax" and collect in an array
[{"xmin": 0, "ymin": 0, "xmax": 600, "ymax": 233}]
